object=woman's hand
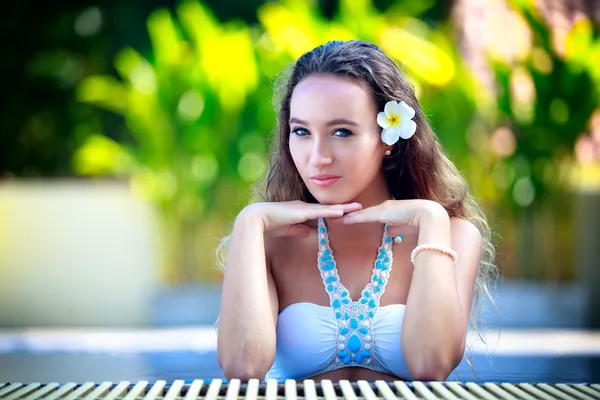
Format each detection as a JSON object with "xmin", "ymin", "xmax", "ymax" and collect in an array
[
  {"xmin": 238, "ymin": 201, "xmax": 363, "ymax": 238},
  {"xmin": 335, "ymin": 199, "xmax": 448, "ymax": 237}
]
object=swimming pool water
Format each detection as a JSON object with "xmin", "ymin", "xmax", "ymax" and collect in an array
[{"xmin": 1, "ymin": 351, "xmax": 598, "ymax": 384}]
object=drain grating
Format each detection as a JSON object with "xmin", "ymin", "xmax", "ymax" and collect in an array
[{"xmin": 1, "ymin": 380, "xmax": 599, "ymax": 399}]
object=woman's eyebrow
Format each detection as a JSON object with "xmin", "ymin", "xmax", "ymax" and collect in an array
[
  {"xmin": 289, "ymin": 117, "xmax": 308, "ymax": 125},
  {"xmin": 289, "ymin": 117, "xmax": 359, "ymax": 126},
  {"xmin": 326, "ymin": 118, "xmax": 358, "ymax": 126}
]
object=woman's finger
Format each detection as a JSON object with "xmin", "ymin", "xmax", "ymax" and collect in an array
[
  {"xmin": 306, "ymin": 202, "xmax": 362, "ymax": 213},
  {"xmin": 308, "ymin": 208, "xmax": 345, "ymax": 219},
  {"xmin": 340, "ymin": 207, "xmax": 384, "ymax": 224},
  {"xmin": 334, "ymin": 202, "xmax": 362, "ymax": 213}
]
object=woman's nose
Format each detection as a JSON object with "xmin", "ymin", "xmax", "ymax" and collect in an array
[{"xmin": 309, "ymin": 138, "xmax": 334, "ymax": 168}]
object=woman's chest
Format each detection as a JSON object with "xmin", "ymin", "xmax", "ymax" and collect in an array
[
  {"xmin": 271, "ymin": 238, "xmax": 414, "ymax": 312},
  {"xmin": 270, "ymin": 303, "xmax": 411, "ymax": 381}
]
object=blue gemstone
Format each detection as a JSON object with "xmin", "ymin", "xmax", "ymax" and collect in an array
[
  {"xmin": 361, "ymin": 350, "xmax": 371, "ymax": 358},
  {"xmin": 356, "ymin": 355, "xmax": 363, "ymax": 363},
  {"xmin": 342, "ymin": 298, "xmax": 350, "ymax": 304},
  {"xmin": 384, "ymin": 257, "xmax": 389, "ymax": 263},
  {"xmin": 320, "ymin": 239, "xmax": 326, "ymax": 245},
  {"xmin": 382, "ymin": 264, "xmax": 389, "ymax": 271},
  {"xmin": 343, "ymin": 356, "xmax": 352, "ymax": 364},
  {"xmin": 376, "ymin": 261, "xmax": 383, "ymax": 269},
  {"xmin": 369, "ymin": 299, "xmax": 376, "ymax": 308},
  {"xmin": 374, "ymin": 286, "xmax": 382, "ymax": 293},
  {"xmin": 326, "ymin": 261, "xmax": 335, "ymax": 270},
  {"xmin": 344, "ymin": 313, "xmax": 350, "ymax": 320},
  {"xmin": 347, "ymin": 334, "xmax": 362, "ymax": 353},
  {"xmin": 326, "ymin": 276, "xmax": 337, "ymax": 284},
  {"xmin": 377, "ymin": 253, "xmax": 384, "ymax": 259},
  {"xmin": 327, "ymin": 285, "xmax": 334, "ymax": 292},
  {"xmin": 340, "ymin": 327, "xmax": 350, "ymax": 335},
  {"xmin": 379, "ymin": 248, "xmax": 385, "ymax": 254},
  {"xmin": 359, "ymin": 327, "xmax": 369, "ymax": 334},
  {"xmin": 324, "ymin": 249, "xmax": 331, "ymax": 255},
  {"xmin": 360, "ymin": 298, "xmax": 368, "ymax": 304},
  {"xmin": 335, "ymin": 312, "xmax": 342, "ymax": 319},
  {"xmin": 320, "ymin": 256, "xmax": 326, "ymax": 262},
  {"xmin": 372, "ymin": 275, "xmax": 378, "ymax": 282},
  {"xmin": 368, "ymin": 311, "xmax": 375, "ymax": 318},
  {"xmin": 363, "ymin": 291, "xmax": 370, "ymax": 297},
  {"xmin": 338, "ymin": 350, "xmax": 349, "ymax": 359},
  {"xmin": 385, "ymin": 237, "xmax": 392, "ymax": 243},
  {"xmin": 350, "ymin": 318, "xmax": 358, "ymax": 329},
  {"xmin": 341, "ymin": 291, "xmax": 348, "ymax": 297},
  {"xmin": 359, "ymin": 314, "xmax": 365, "ymax": 320},
  {"xmin": 319, "ymin": 227, "xmax": 325, "ymax": 233},
  {"xmin": 332, "ymin": 299, "xmax": 341, "ymax": 308}
]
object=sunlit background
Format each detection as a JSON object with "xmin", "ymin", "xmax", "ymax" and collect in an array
[{"xmin": 1, "ymin": 0, "xmax": 600, "ymax": 385}]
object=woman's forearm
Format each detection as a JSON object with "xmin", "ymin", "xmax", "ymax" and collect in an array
[
  {"xmin": 217, "ymin": 212, "xmax": 277, "ymax": 380},
  {"xmin": 401, "ymin": 210, "xmax": 465, "ymax": 380}
]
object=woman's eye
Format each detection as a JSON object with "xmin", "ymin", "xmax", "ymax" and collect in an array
[
  {"xmin": 334, "ymin": 128, "xmax": 353, "ymax": 137},
  {"xmin": 292, "ymin": 128, "xmax": 309, "ymax": 137}
]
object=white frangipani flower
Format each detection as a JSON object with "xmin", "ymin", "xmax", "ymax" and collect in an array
[{"xmin": 377, "ymin": 100, "xmax": 417, "ymax": 145}]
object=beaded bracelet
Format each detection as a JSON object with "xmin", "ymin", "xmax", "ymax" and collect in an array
[{"xmin": 410, "ymin": 244, "xmax": 458, "ymax": 266}]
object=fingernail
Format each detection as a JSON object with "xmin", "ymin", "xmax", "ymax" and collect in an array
[{"xmin": 353, "ymin": 202, "xmax": 362, "ymax": 207}]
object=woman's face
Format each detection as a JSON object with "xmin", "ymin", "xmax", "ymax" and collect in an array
[{"xmin": 289, "ymin": 74, "xmax": 388, "ymax": 205}]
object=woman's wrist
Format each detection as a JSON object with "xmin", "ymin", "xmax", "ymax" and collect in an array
[
  {"xmin": 417, "ymin": 203, "xmax": 451, "ymax": 247},
  {"xmin": 235, "ymin": 204, "xmax": 267, "ymax": 232}
]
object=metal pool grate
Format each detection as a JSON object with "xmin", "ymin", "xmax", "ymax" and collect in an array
[{"xmin": 2, "ymin": 380, "xmax": 600, "ymax": 399}]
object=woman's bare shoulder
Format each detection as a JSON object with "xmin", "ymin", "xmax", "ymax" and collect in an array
[
  {"xmin": 450, "ymin": 216, "xmax": 481, "ymax": 237},
  {"xmin": 263, "ymin": 233, "xmax": 293, "ymax": 268},
  {"xmin": 264, "ymin": 221, "xmax": 318, "ymax": 268},
  {"xmin": 264, "ymin": 233, "xmax": 281, "ymax": 262}
]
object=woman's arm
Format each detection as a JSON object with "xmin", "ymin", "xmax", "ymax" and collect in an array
[
  {"xmin": 217, "ymin": 209, "xmax": 279, "ymax": 381},
  {"xmin": 401, "ymin": 205, "xmax": 482, "ymax": 381},
  {"xmin": 217, "ymin": 201, "xmax": 359, "ymax": 380},
  {"xmin": 336, "ymin": 199, "xmax": 482, "ymax": 380}
]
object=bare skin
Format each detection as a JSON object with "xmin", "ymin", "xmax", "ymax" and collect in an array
[
  {"xmin": 267, "ymin": 218, "xmax": 420, "ymax": 382},
  {"xmin": 217, "ymin": 74, "xmax": 481, "ymax": 381}
]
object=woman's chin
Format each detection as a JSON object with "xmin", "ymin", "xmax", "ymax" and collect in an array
[{"xmin": 310, "ymin": 190, "xmax": 355, "ymax": 205}]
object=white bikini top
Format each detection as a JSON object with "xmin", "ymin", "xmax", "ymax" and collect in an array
[{"xmin": 265, "ymin": 218, "xmax": 413, "ymax": 381}]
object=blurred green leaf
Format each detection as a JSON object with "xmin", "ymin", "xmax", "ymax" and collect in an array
[{"xmin": 68, "ymin": 0, "xmax": 600, "ymax": 282}]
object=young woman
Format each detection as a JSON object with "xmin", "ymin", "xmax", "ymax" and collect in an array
[{"xmin": 216, "ymin": 40, "xmax": 497, "ymax": 382}]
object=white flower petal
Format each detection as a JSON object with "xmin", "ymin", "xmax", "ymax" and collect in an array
[
  {"xmin": 384, "ymin": 100, "xmax": 400, "ymax": 117},
  {"xmin": 381, "ymin": 126, "xmax": 400, "ymax": 145},
  {"xmin": 377, "ymin": 112, "xmax": 391, "ymax": 129},
  {"xmin": 398, "ymin": 119, "xmax": 417, "ymax": 139},
  {"xmin": 398, "ymin": 101, "xmax": 415, "ymax": 120}
]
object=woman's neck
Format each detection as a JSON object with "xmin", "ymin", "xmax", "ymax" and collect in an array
[{"xmin": 324, "ymin": 175, "xmax": 392, "ymax": 244}]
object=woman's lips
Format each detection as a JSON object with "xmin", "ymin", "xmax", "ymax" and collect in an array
[{"xmin": 310, "ymin": 176, "xmax": 340, "ymax": 187}]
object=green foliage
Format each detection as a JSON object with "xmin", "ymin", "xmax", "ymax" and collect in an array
[
  {"xmin": 71, "ymin": 0, "xmax": 600, "ymax": 281},
  {"xmin": 486, "ymin": 1, "xmax": 600, "ymax": 209}
]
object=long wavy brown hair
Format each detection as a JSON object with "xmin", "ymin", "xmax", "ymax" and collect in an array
[{"xmin": 219, "ymin": 40, "xmax": 500, "ymax": 376}]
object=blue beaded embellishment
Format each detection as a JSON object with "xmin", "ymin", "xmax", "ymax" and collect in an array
[{"xmin": 317, "ymin": 217, "xmax": 394, "ymax": 368}]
